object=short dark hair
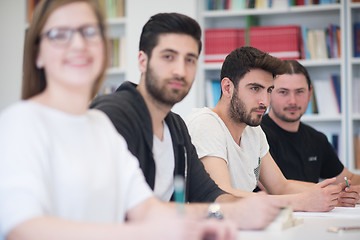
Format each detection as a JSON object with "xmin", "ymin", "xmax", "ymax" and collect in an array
[
  {"xmin": 282, "ymin": 60, "xmax": 312, "ymax": 90},
  {"xmin": 139, "ymin": 12, "xmax": 202, "ymax": 58},
  {"xmin": 220, "ymin": 46, "xmax": 287, "ymax": 92}
]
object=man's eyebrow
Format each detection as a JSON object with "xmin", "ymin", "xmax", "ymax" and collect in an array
[
  {"xmin": 246, "ymin": 83, "xmax": 266, "ymax": 88},
  {"xmin": 187, "ymin": 53, "xmax": 199, "ymax": 59},
  {"xmin": 160, "ymin": 49, "xmax": 178, "ymax": 54},
  {"xmin": 159, "ymin": 49, "xmax": 198, "ymax": 59}
]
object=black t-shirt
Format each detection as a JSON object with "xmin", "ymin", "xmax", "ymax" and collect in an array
[{"xmin": 260, "ymin": 114, "xmax": 344, "ymax": 183}]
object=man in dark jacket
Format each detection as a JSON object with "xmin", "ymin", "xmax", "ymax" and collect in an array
[{"xmin": 91, "ymin": 12, "xmax": 286, "ymax": 230}]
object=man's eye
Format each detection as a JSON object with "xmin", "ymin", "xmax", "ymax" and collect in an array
[
  {"xmin": 164, "ymin": 55, "xmax": 173, "ymax": 60},
  {"xmin": 186, "ymin": 58, "xmax": 196, "ymax": 64}
]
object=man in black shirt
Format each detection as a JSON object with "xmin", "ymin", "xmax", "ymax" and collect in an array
[{"xmin": 261, "ymin": 60, "xmax": 360, "ymax": 205}]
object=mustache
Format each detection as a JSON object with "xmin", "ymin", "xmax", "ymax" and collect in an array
[
  {"xmin": 284, "ymin": 106, "xmax": 301, "ymax": 111},
  {"xmin": 169, "ymin": 77, "xmax": 186, "ymax": 82},
  {"xmin": 251, "ymin": 106, "xmax": 267, "ymax": 112}
]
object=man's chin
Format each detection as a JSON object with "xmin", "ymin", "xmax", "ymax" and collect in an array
[{"xmin": 283, "ymin": 115, "xmax": 302, "ymax": 123}]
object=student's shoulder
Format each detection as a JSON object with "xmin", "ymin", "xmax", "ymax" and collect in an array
[
  {"xmin": 299, "ymin": 121, "xmax": 328, "ymax": 140},
  {"xmin": 186, "ymin": 107, "xmax": 219, "ymax": 126},
  {"xmin": 90, "ymin": 81, "xmax": 139, "ymax": 110},
  {"xmin": 0, "ymin": 101, "xmax": 39, "ymax": 123}
]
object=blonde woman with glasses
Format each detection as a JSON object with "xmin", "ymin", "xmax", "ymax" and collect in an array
[{"xmin": 0, "ymin": 1, "xmax": 235, "ymax": 239}]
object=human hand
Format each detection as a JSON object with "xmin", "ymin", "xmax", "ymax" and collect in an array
[
  {"xmin": 301, "ymin": 177, "xmax": 341, "ymax": 212},
  {"xmin": 144, "ymin": 216, "xmax": 236, "ymax": 240},
  {"xmin": 337, "ymin": 179, "xmax": 360, "ymax": 207},
  {"xmin": 227, "ymin": 192, "xmax": 287, "ymax": 230}
]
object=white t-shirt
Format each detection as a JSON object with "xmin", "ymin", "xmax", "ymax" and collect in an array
[
  {"xmin": 186, "ymin": 108, "xmax": 269, "ymax": 192},
  {"xmin": 0, "ymin": 101, "xmax": 153, "ymax": 237},
  {"xmin": 152, "ymin": 122, "xmax": 175, "ymax": 201}
]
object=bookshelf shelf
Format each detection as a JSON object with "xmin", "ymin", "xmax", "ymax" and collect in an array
[
  {"xmin": 348, "ymin": 1, "xmax": 360, "ymax": 171},
  {"xmin": 296, "ymin": 59, "xmax": 341, "ymax": 67},
  {"xmin": 350, "ymin": 2, "xmax": 360, "ymax": 8},
  {"xmin": 354, "ymin": 114, "xmax": 360, "ymax": 121},
  {"xmin": 107, "ymin": 67, "xmax": 126, "ymax": 75},
  {"xmin": 107, "ymin": 17, "xmax": 126, "ymax": 25},
  {"xmin": 351, "ymin": 58, "xmax": 360, "ymax": 64},
  {"xmin": 302, "ymin": 115, "xmax": 342, "ymax": 122},
  {"xmin": 202, "ymin": 4, "xmax": 340, "ymax": 18}
]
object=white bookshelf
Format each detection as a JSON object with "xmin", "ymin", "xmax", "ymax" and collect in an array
[
  {"xmin": 196, "ymin": 0, "xmax": 352, "ymax": 168},
  {"xmin": 346, "ymin": 1, "xmax": 360, "ymax": 174}
]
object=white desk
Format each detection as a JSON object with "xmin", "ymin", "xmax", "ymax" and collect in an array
[{"xmin": 237, "ymin": 207, "xmax": 360, "ymax": 240}]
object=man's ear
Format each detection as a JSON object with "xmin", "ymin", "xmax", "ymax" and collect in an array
[
  {"xmin": 138, "ymin": 50, "xmax": 148, "ymax": 73},
  {"xmin": 308, "ymin": 84, "xmax": 313, "ymax": 103},
  {"xmin": 221, "ymin": 77, "xmax": 234, "ymax": 99}
]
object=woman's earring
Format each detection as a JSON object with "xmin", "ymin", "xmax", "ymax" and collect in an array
[{"xmin": 36, "ymin": 60, "xmax": 43, "ymax": 69}]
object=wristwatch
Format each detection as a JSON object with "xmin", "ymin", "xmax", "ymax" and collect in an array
[{"xmin": 206, "ymin": 203, "xmax": 224, "ymax": 220}]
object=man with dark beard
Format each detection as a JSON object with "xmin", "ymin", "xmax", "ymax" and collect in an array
[
  {"xmin": 261, "ymin": 59, "xmax": 360, "ymax": 204},
  {"xmin": 186, "ymin": 47, "xmax": 357, "ymax": 210},
  {"xmin": 90, "ymin": 13, "xmax": 290, "ymax": 230}
]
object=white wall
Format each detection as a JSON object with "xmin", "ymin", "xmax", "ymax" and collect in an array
[
  {"xmin": 0, "ymin": 0, "xmax": 199, "ymax": 117},
  {"xmin": 0, "ymin": 1, "xmax": 25, "ymax": 110}
]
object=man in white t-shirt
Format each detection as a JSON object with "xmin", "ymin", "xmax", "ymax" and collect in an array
[{"xmin": 186, "ymin": 46, "xmax": 358, "ymax": 212}]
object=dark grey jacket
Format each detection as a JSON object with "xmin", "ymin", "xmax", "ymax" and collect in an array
[{"xmin": 90, "ymin": 81, "xmax": 226, "ymax": 202}]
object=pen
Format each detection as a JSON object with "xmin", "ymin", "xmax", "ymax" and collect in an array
[
  {"xmin": 174, "ymin": 175, "xmax": 185, "ymax": 214},
  {"xmin": 344, "ymin": 177, "xmax": 350, "ymax": 188}
]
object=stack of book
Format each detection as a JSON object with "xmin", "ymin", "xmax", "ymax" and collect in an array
[
  {"xmin": 204, "ymin": 28, "xmax": 245, "ymax": 63},
  {"xmin": 249, "ymin": 25, "xmax": 301, "ymax": 60},
  {"xmin": 301, "ymin": 24, "xmax": 340, "ymax": 60}
]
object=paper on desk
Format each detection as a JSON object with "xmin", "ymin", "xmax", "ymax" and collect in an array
[{"xmin": 293, "ymin": 207, "xmax": 360, "ymax": 218}]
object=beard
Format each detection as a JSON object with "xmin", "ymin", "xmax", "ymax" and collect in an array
[
  {"xmin": 271, "ymin": 105, "xmax": 303, "ymax": 123},
  {"xmin": 229, "ymin": 89, "xmax": 266, "ymax": 127},
  {"xmin": 145, "ymin": 63, "xmax": 190, "ymax": 106}
]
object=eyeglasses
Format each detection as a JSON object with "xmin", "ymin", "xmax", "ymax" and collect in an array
[{"xmin": 40, "ymin": 24, "xmax": 102, "ymax": 46}]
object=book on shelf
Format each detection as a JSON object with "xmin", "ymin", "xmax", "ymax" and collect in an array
[
  {"xmin": 109, "ymin": 37, "xmax": 126, "ymax": 69},
  {"xmin": 249, "ymin": 25, "xmax": 301, "ymax": 60},
  {"xmin": 330, "ymin": 74, "xmax": 341, "ymax": 113},
  {"xmin": 27, "ymin": 0, "xmax": 41, "ymax": 23},
  {"xmin": 329, "ymin": 133, "xmax": 339, "ymax": 155},
  {"xmin": 329, "ymin": 24, "xmax": 340, "ymax": 58},
  {"xmin": 353, "ymin": 78, "xmax": 360, "ymax": 113},
  {"xmin": 204, "ymin": 28, "xmax": 245, "ymax": 63},
  {"xmin": 312, "ymin": 78, "xmax": 339, "ymax": 116},
  {"xmin": 98, "ymin": 0, "xmax": 125, "ymax": 18},
  {"xmin": 355, "ymin": 134, "xmax": 360, "ymax": 169},
  {"xmin": 300, "ymin": 26, "xmax": 310, "ymax": 59},
  {"xmin": 304, "ymin": 90, "xmax": 318, "ymax": 115},
  {"xmin": 354, "ymin": 23, "xmax": 360, "ymax": 58},
  {"xmin": 206, "ymin": 80, "xmax": 221, "ymax": 108}
]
